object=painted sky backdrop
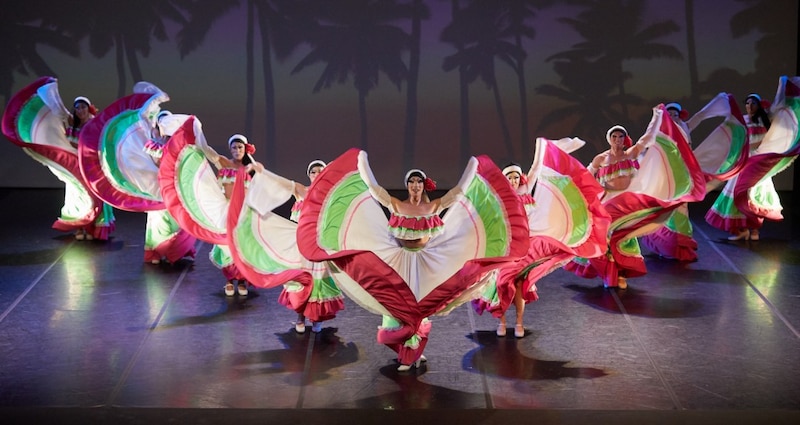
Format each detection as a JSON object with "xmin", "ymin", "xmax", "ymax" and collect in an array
[{"xmin": 2, "ymin": 0, "xmax": 798, "ymax": 188}]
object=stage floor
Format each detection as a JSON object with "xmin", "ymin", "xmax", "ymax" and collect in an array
[{"xmin": 1, "ymin": 188, "xmax": 798, "ymax": 424}]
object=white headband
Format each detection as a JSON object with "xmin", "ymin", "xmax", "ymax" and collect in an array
[
  {"xmin": 404, "ymin": 168, "xmax": 426, "ymax": 184},
  {"xmin": 747, "ymin": 93, "xmax": 761, "ymax": 102},
  {"xmin": 74, "ymin": 96, "xmax": 91, "ymax": 106},
  {"xmin": 228, "ymin": 134, "xmax": 249, "ymax": 147},
  {"xmin": 307, "ymin": 160, "xmax": 326, "ymax": 176},
  {"xmin": 502, "ymin": 165, "xmax": 523, "ymax": 176},
  {"xmin": 606, "ymin": 125, "xmax": 627, "ymax": 143}
]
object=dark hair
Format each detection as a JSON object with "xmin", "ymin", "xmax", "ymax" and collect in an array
[
  {"xmin": 747, "ymin": 96, "xmax": 771, "ymax": 130},
  {"xmin": 241, "ymin": 152, "xmax": 255, "ymax": 177},
  {"xmin": 70, "ymin": 99, "xmax": 92, "ymax": 136},
  {"xmin": 406, "ymin": 171, "xmax": 425, "ymax": 183}
]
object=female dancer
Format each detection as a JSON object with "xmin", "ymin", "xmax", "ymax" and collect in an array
[
  {"xmin": 706, "ymin": 93, "xmax": 771, "ymax": 241},
  {"xmin": 495, "ymin": 164, "xmax": 533, "ymax": 337},
  {"xmin": 74, "ymin": 84, "xmax": 196, "ymax": 263},
  {"xmin": 69, "ymin": 96, "xmax": 116, "ymax": 241},
  {"xmin": 2, "ymin": 77, "xmax": 114, "ymax": 241},
  {"xmin": 296, "ymin": 149, "xmax": 529, "ymax": 371},
  {"xmin": 705, "ymin": 76, "xmax": 800, "ymax": 241},
  {"xmin": 212, "ymin": 135, "xmax": 256, "ymax": 296},
  {"xmin": 227, "ymin": 159, "xmax": 345, "ymax": 334},
  {"xmin": 142, "ymin": 111, "xmax": 197, "ymax": 265},
  {"xmin": 640, "ymin": 103, "xmax": 699, "ymax": 261},
  {"xmin": 586, "ymin": 125, "xmax": 648, "ymax": 288},
  {"xmin": 290, "ymin": 160, "xmax": 339, "ymax": 333},
  {"xmin": 569, "ymin": 106, "xmax": 706, "ymax": 289},
  {"xmin": 473, "ymin": 138, "xmax": 610, "ymax": 338}
]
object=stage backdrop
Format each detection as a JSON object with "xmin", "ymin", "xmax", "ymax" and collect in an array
[{"xmin": 2, "ymin": 0, "xmax": 798, "ymax": 189}]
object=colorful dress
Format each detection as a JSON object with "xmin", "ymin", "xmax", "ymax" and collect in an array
[
  {"xmin": 230, "ymin": 175, "xmax": 345, "ymax": 320},
  {"xmin": 472, "ymin": 138, "xmax": 610, "ymax": 317},
  {"xmin": 142, "ymin": 141, "xmax": 196, "ymax": 264},
  {"xmin": 76, "ymin": 83, "xmax": 196, "ymax": 261},
  {"xmin": 209, "ymin": 168, "xmax": 246, "ymax": 282},
  {"xmin": 1, "ymin": 76, "xmax": 114, "ymax": 239},
  {"xmin": 566, "ymin": 105, "xmax": 707, "ymax": 287},
  {"xmin": 295, "ymin": 148, "xmax": 529, "ymax": 366},
  {"xmin": 704, "ymin": 76, "xmax": 800, "ymax": 234},
  {"xmin": 642, "ymin": 93, "xmax": 750, "ymax": 260}
]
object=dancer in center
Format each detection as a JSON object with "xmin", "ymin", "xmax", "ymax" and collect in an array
[
  {"xmin": 296, "ymin": 149, "xmax": 528, "ymax": 372},
  {"xmin": 567, "ymin": 105, "xmax": 706, "ymax": 290}
]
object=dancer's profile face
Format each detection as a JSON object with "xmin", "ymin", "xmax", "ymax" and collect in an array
[
  {"xmin": 230, "ymin": 142, "xmax": 246, "ymax": 161},
  {"xmin": 505, "ymin": 172, "xmax": 520, "ymax": 189},
  {"xmin": 308, "ymin": 166, "xmax": 323, "ymax": 182}
]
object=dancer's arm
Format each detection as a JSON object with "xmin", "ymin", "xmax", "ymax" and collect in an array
[{"xmin": 357, "ymin": 151, "xmax": 397, "ymax": 210}]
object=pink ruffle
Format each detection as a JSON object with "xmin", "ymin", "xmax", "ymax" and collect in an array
[
  {"xmin": 596, "ymin": 158, "xmax": 639, "ymax": 185},
  {"xmin": 704, "ymin": 209, "xmax": 761, "ymax": 233},
  {"xmin": 290, "ymin": 200, "xmax": 303, "ymax": 222},
  {"xmin": 301, "ymin": 297, "xmax": 345, "ymax": 323},
  {"xmin": 518, "ymin": 193, "xmax": 535, "ymax": 207},
  {"xmin": 278, "ymin": 284, "xmax": 313, "ymax": 314},
  {"xmin": 640, "ymin": 226, "xmax": 698, "ymax": 262},
  {"xmin": 388, "ymin": 213, "xmax": 444, "ymax": 239},
  {"xmin": 145, "ymin": 229, "xmax": 197, "ymax": 263}
]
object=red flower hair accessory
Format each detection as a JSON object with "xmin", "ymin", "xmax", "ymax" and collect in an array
[
  {"xmin": 228, "ymin": 134, "xmax": 255, "ymax": 154},
  {"xmin": 74, "ymin": 96, "xmax": 99, "ymax": 116},
  {"xmin": 666, "ymin": 102, "xmax": 689, "ymax": 120},
  {"xmin": 424, "ymin": 177, "xmax": 437, "ymax": 192},
  {"xmin": 747, "ymin": 93, "xmax": 771, "ymax": 111}
]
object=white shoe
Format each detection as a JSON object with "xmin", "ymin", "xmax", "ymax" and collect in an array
[
  {"xmin": 295, "ymin": 321, "xmax": 306, "ymax": 334},
  {"xmin": 419, "ymin": 355, "xmax": 427, "ymax": 363},
  {"xmin": 397, "ymin": 358, "xmax": 423, "ymax": 372},
  {"xmin": 311, "ymin": 322, "xmax": 322, "ymax": 333},
  {"xmin": 514, "ymin": 324, "xmax": 525, "ymax": 338},
  {"xmin": 224, "ymin": 282, "xmax": 235, "ymax": 297},
  {"xmin": 85, "ymin": 233, "xmax": 94, "ymax": 241},
  {"xmin": 749, "ymin": 230, "xmax": 760, "ymax": 241},
  {"xmin": 75, "ymin": 231, "xmax": 85, "ymax": 241},
  {"xmin": 727, "ymin": 230, "xmax": 749, "ymax": 241},
  {"xmin": 237, "ymin": 282, "xmax": 248, "ymax": 296},
  {"xmin": 496, "ymin": 324, "xmax": 507, "ymax": 337},
  {"xmin": 150, "ymin": 259, "xmax": 161, "ymax": 265}
]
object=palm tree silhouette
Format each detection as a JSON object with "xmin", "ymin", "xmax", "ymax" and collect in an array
[
  {"xmin": 177, "ymin": 0, "xmax": 302, "ymax": 163},
  {"xmin": 535, "ymin": 57, "xmax": 639, "ymax": 151},
  {"xmin": 549, "ymin": 0, "xmax": 682, "ymax": 120},
  {"xmin": 0, "ymin": 4, "xmax": 79, "ymax": 102},
  {"xmin": 41, "ymin": 0, "xmax": 189, "ymax": 98},
  {"xmin": 443, "ymin": 0, "xmax": 471, "ymax": 165},
  {"xmin": 496, "ymin": 0, "xmax": 556, "ymax": 161},
  {"xmin": 441, "ymin": 0, "xmax": 526, "ymax": 163},
  {"xmin": 402, "ymin": 0, "xmax": 431, "ymax": 171},
  {"xmin": 730, "ymin": 0, "xmax": 794, "ymax": 85},
  {"xmin": 683, "ymin": 0, "xmax": 699, "ymax": 106},
  {"xmin": 290, "ymin": 0, "xmax": 413, "ymax": 150}
]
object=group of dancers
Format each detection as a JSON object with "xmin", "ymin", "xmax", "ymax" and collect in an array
[{"xmin": 3, "ymin": 75, "xmax": 799, "ymax": 371}]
